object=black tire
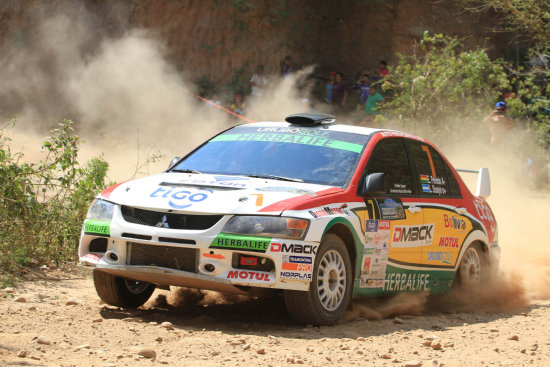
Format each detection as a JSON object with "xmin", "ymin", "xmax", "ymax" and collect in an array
[
  {"xmin": 456, "ymin": 244, "xmax": 484, "ymax": 288},
  {"xmin": 284, "ymin": 234, "xmax": 353, "ymax": 325},
  {"xmin": 93, "ymin": 270, "xmax": 156, "ymax": 308}
]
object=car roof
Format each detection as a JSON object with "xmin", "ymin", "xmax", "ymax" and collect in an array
[{"xmin": 240, "ymin": 121, "xmax": 385, "ymax": 136}]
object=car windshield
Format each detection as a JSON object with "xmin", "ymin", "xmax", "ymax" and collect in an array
[{"xmin": 171, "ymin": 125, "xmax": 370, "ymax": 186}]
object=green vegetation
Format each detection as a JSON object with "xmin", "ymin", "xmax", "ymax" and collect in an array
[
  {"xmin": 0, "ymin": 119, "xmax": 109, "ymax": 286},
  {"xmin": 460, "ymin": 0, "xmax": 550, "ymax": 146},
  {"xmin": 379, "ymin": 32, "xmax": 510, "ymax": 140},
  {"xmin": 379, "ymin": 31, "xmax": 549, "ymax": 147}
]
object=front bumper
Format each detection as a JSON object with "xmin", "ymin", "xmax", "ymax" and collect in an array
[{"xmin": 79, "ymin": 206, "xmax": 317, "ymax": 293}]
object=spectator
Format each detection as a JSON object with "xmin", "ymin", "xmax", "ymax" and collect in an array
[
  {"xmin": 331, "ymin": 72, "xmax": 348, "ymax": 114},
  {"xmin": 361, "ymin": 85, "xmax": 384, "ymax": 126},
  {"xmin": 229, "ymin": 94, "xmax": 245, "ymax": 115},
  {"xmin": 354, "ymin": 74, "xmax": 371, "ymax": 110},
  {"xmin": 483, "ymin": 101, "xmax": 514, "ymax": 146},
  {"xmin": 280, "ymin": 56, "xmax": 295, "ymax": 77},
  {"xmin": 249, "ymin": 64, "xmax": 267, "ymax": 98},
  {"xmin": 325, "ymin": 71, "xmax": 336, "ymax": 105},
  {"xmin": 377, "ymin": 60, "xmax": 388, "ymax": 78},
  {"xmin": 205, "ymin": 94, "xmax": 221, "ymax": 107}
]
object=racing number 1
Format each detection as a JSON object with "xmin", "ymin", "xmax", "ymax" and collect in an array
[{"xmin": 421, "ymin": 145, "xmax": 436, "ymax": 178}]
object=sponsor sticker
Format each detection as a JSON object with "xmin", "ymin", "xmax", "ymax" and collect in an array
[
  {"xmin": 81, "ymin": 253, "xmax": 103, "ymax": 262},
  {"xmin": 279, "ymin": 271, "xmax": 312, "ymax": 280},
  {"xmin": 383, "ymin": 272, "xmax": 430, "ymax": 292},
  {"xmin": 84, "ymin": 220, "xmax": 110, "ymax": 236},
  {"xmin": 270, "ymin": 242, "xmax": 317, "ymax": 255},
  {"xmin": 282, "ymin": 263, "xmax": 313, "ymax": 272},
  {"xmin": 443, "ymin": 214, "xmax": 466, "ymax": 230},
  {"xmin": 427, "ymin": 251, "xmax": 454, "ymax": 265},
  {"xmin": 212, "ymin": 133, "xmax": 364, "ymax": 153},
  {"xmin": 391, "ymin": 224, "xmax": 434, "ymax": 247},
  {"xmin": 378, "ymin": 198, "xmax": 406, "ymax": 220},
  {"xmin": 361, "ymin": 256, "xmax": 372, "ymax": 273},
  {"xmin": 150, "ymin": 187, "xmax": 213, "ymax": 209},
  {"xmin": 282, "ymin": 255, "xmax": 312, "ymax": 264},
  {"xmin": 378, "ymin": 220, "xmax": 390, "ymax": 230},
  {"xmin": 309, "ymin": 204, "xmax": 349, "ymax": 218},
  {"xmin": 365, "ymin": 219, "xmax": 378, "ymax": 232},
  {"xmin": 438, "ymin": 236, "xmax": 460, "ymax": 248},
  {"xmin": 256, "ymin": 186, "xmax": 315, "ymax": 196},
  {"xmin": 227, "ymin": 270, "xmax": 271, "ymax": 282},
  {"xmin": 210, "ymin": 233, "xmax": 271, "ymax": 252}
]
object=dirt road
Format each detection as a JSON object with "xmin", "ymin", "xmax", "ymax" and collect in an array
[{"xmin": 1, "ymin": 267, "xmax": 548, "ymax": 367}]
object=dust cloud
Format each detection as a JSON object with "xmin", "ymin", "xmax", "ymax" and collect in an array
[{"xmin": 2, "ymin": 5, "xmax": 317, "ymax": 182}]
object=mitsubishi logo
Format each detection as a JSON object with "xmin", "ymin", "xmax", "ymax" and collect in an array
[{"xmin": 156, "ymin": 215, "xmax": 169, "ymax": 228}]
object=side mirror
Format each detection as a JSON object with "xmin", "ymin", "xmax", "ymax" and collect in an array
[
  {"xmin": 359, "ymin": 172, "xmax": 386, "ymax": 196},
  {"xmin": 168, "ymin": 156, "xmax": 181, "ymax": 169}
]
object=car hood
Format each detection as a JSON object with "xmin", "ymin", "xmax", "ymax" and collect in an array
[{"xmin": 100, "ymin": 173, "xmax": 341, "ymax": 215}]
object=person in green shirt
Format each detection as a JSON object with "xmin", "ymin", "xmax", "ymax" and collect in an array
[{"xmin": 361, "ymin": 85, "xmax": 384, "ymax": 126}]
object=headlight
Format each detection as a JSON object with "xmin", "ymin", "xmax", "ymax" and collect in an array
[
  {"xmin": 222, "ymin": 216, "xmax": 309, "ymax": 240},
  {"xmin": 86, "ymin": 199, "xmax": 115, "ymax": 221}
]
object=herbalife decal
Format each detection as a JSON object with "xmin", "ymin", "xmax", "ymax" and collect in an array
[
  {"xmin": 210, "ymin": 233, "xmax": 271, "ymax": 252},
  {"xmin": 391, "ymin": 223, "xmax": 434, "ymax": 248},
  {"xmin": 84, "ymin": 220, "xmax": 110, "ymax": 236}
]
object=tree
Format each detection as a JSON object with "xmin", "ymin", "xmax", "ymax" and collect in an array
[{"xmin": 379, "ymin": 32, "xmax": 510, "ymax": 141}]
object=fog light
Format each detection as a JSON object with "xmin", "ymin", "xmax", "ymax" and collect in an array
[
  {"xmin": 204, "ymin": 264, "xmax": 215, "ymax": 273},
  {"xmin": 106, "ymin": 251, "xmax": 118, "ymax": 262}
]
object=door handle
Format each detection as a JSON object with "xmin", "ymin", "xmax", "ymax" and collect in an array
[
  {"xmin": 407, "ymin": 206, "xmax": 422, "ymax": 213},
  {"xmin": 455, "ymin": 207, "xmax": 467, "ymax": 215}
]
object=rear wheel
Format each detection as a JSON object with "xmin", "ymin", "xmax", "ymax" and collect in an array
[
  {"xmin": 284, "ymin": 234, "xmax": 352, "ymax": 325},
  {"xmin": 93, "ymin": 270, "xmax": 156, "ymax": 308},
  {"xmin": 457, "ymin": 245, "xmax": 483, "ymax": 287}
]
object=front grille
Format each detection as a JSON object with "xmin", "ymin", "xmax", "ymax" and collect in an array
[
  {"xmin": 121, "ymin": 206, "xmax": 223, "ymax": 230},
  {"xmin": 127, "ymin": 242, "xmax": 197, "ymax": 272}
]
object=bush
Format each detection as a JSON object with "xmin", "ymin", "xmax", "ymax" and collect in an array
[
  {"xmin": 0, "ymin": 119, "xmax": 109, "ymax": 286},
  {"xmin": 379, "ymin": 32, "xmax": 510, "ymax": 141}
]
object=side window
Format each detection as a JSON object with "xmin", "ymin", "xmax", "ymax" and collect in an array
[
  {"xmin": 408, "ymin": 142, "xmax": 460, "ymax": 197},
  {"xmin": 365, "ymin": 139, "xmax": 413, "ymax": 195}
]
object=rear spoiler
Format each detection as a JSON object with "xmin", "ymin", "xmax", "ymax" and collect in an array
[{"xmin": 456, "ymin": 167, "xmax": 491, "ymax": 198}]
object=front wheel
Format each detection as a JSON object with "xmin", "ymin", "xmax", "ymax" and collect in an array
[
  {"xmin": 284, "ymin": 234, "xmax": 353, "ymax": 325},
  {"xmin": 93, "ymin": 270, "xmax": 156, "ymax": 308}
]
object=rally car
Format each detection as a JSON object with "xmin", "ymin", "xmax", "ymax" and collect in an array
[{"xmin": 79, "ymin": 113, "xmax": 499, "ymax": 325}]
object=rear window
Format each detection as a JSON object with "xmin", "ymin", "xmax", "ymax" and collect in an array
[
  {"xmin": 408, "ymin": 142, "xmax": 461, "ymax": 197},
  {"xmin": 171, "ymin": 125, "xmax": 370, "ymax": 187}
]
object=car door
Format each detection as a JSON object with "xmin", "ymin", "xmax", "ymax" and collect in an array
[
  {"xmin": 357, "ymin": 138, "xmax": 426, "ymax": 291},
  {"xmin": 406, "ymin": 141, "xmax": 472, "ymax": 290}
]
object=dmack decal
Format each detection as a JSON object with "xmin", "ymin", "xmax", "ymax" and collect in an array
[
  {"xmin": 227, "ymin": 270, "xmax": 271, "ymax": 282},
  {"xmin": 391, "ymin": 224, "xmax": 434, "ymax": 247},
  {"xmin": 270, "ymin": 243, "xmax": 317, "ymax": 254},
  {"xmin": 150, "ymin": 187, "xmax": 212, "ymax": 209}
]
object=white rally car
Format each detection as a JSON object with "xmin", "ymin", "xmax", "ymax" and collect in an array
[{"xmin": 79, "ymin": 113, "xmax": 499, "ymax": 325}]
